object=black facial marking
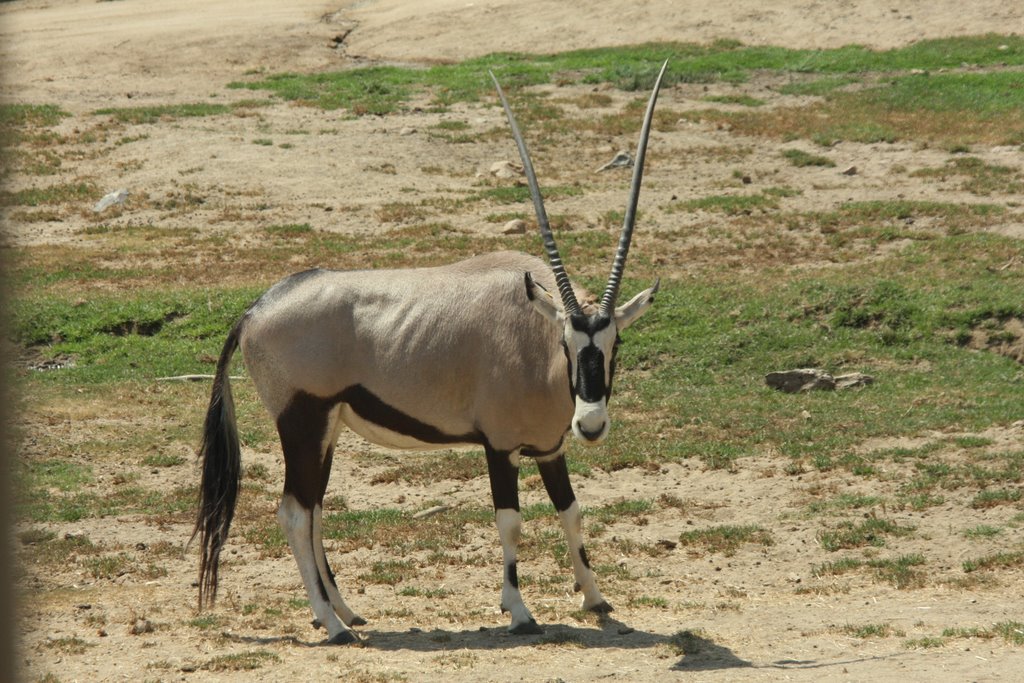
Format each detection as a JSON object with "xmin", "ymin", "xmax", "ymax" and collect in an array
[
  {"xmin": 569, "ymin": 313, "xmax": 612, "ymax": 335},
  {"xmin": 566, "ymin": 313, "xmax": 614, "ymax": 404},
  {"xmin": 575, "ymin": 345, "xmax": 606, "ymax": 404},
  {"xmin": 508, "ymin": 561, "xmax": 519, "ymax": 589}
]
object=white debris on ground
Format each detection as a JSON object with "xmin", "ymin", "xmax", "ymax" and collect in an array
[{"xmin": 93, "ymin": 188, "xmax": 129, "ymax": 213}]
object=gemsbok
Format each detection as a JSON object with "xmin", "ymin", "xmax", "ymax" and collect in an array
[{"xmin": 192, "ymin": 62, "xmax": 668, "ymax": 643}]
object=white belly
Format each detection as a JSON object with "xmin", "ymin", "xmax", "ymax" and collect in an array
[{"xmin": 337, "ymin": 404, "xmax": 474, "ymax": 451}]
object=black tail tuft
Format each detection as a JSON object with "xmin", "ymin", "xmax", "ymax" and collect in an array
[{"xmin": 190, "ymin": 318, "xmax": 244, "ymax": 608}]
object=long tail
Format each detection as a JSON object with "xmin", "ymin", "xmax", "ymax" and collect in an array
[{"xmin": 190, "ymin": 317, "xmax": 245, "ymax": 608}]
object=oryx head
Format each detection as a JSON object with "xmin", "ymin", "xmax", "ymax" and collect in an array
[{"xmin": 491, "ymin": 62, "xmax": 666, "ymax": 445}]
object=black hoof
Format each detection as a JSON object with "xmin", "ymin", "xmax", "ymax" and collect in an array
[
  {"xmin": 509, "ymin": 619, "xmax": 544, "ymax": 635},
  {"xmin": 349, "ymin": 615, "xmax": 367, "ymax": 627},
  {"xmin": 586, "ymin": 601, "xmax": 614, "ymax": 614},
  {"xmin": 326, "ymin": 630, "xmax": 358, "ymax": 645}
]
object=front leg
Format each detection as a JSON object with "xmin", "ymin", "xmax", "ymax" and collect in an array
[
  {"xmin": 485, "ymin": 448, "xmax": 542, "ymax": 634},
  {"xmin": 537, "ymin": 453, "xmax": 612, "ymax": 613}
]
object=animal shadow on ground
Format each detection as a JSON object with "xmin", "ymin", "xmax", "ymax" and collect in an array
[
  {"xmin": 669, "ymin": 629, "xmax": 752, "ymax": 671},
  {"xmin": 225, "ymin": 615, "xmax": 752, "ymax": 672}
]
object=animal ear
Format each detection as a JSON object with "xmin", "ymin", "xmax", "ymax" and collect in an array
[
  {"xmin": 613, "ymin": 279, "xmax": 659, "ymax": 330},
  {"xmin": 524, "ymin": 272, "xmax": 561, "ymax": 323}
]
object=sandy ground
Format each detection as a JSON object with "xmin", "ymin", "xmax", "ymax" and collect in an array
[{"xmin": 4, "ymin": 1, "xmax": 1024, "ymax": 682}]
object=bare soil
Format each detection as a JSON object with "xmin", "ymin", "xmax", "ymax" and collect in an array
[{"xmin": 4, "ymin": 1, "xmax": 1024, "ymax": 681}]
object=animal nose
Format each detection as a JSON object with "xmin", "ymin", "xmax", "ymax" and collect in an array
[{"xmin": 578, "ymin": 422, "xmax": 606, "ymax": 442}]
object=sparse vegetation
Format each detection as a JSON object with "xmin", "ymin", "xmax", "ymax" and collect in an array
[
  {"xmin": 678, "ymin": 525, "xmax": 774, "ymax": 555},
  {"xmin": 11, "ymin": 32, "xmax": 1024, "ymax": 681}
]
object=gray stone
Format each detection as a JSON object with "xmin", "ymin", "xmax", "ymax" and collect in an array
[
  {"xmin": 834, "ymin": 372, "xmax": 874, "ymax": 389},
  {"xmin": 765, "ymin": 368, "xmax": 836, "ymax": 393}
]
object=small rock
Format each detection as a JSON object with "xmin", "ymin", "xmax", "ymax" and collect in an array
[
  {"xmin": 741, "ymin": 175, "xmax": 752, "ymax": 184},
  {"xmin": 765, "ymin": 368, "xmax": 836, "ymax": 393},
  {"xmin": 500, "ymin": 219, "xmax": 527, "ymax": 235},
  {"xmin": 834, "ymin": 372, "xmax": 874, "ymax": 389},
  {"xmin": 130, "ymin": 618, "xmax": 154, "ymax": 635},
  {"xmin": 597, "ymin": 151, "xmax": 633, "ymax": 172},
  {"xmin": 841, "ymin": 166, "xmax": 858, "ymax": 176},
  {"xmin": 490, "ymin": 160, "xmax": 522, "ymax": 178},
  {"xmin": 398, "ymin": 127, "xmax": 416, "ymax": 136},
  {"xmin": 656, "ymin": 539, "xmax": 677, "ymax": 550}
]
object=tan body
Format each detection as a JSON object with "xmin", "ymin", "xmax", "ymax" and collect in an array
[{"xmin": 242, "ymin": 251, "xmax": 578, "ymax": 454}]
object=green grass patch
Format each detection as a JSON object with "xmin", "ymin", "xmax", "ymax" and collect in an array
[
  {"xmin": 963, "ymin": 525, "xmax": 1003, "ymax": 539},
  {"xmin": 228, "ymin": 36, "xmax": 1024, "ymax": 120},
  {"xmin": 703, "ymin": 94, "xmax": 765, "ymax": 107},
  {"xmin": 360, "ymin": 559, "xmax": 417, "ymax": 585},
  {"xmin": 686, "ymin": 71, "xmax": 1024, "ymax": 145},
  {"xmin": 201, "ymin": 650, "xmax": 280, "ymax": 672},
  {"xmin": 782, "ymin": 148, "xmax": 836, "ymax": 168},
  {"xmin": 943, "ymin": 622, "xmax": 1024, "ymax": 646},
  {"xmin": 589, "ymin": 499, "xmax": 654, "ymax": 525},
  {"xmin": 818, "ymin": 519, "xmax": 912, "ymax": 551},
  {"xmin": 93, "ymin": 103, "xmax": 232, "ymax": 124},
  {"xmin": 667, "ymin": 187, "xmax": 797, "ymax": 215},
  {"xmin": 807, "ymin": 493, "xmax": 883, "ymax": 514},
  {"xmin": 778, "ymin": 76, "xmax": 858, "ymax": 97},
  {"xmin": 911, "ymin": 156, "xmax": 1023, "ymax": 196},
  {"xmin": 814, "ymin": 554, "xmax": 926, "ymax": 588},
  {"xmin": 629, "ymin": 595, "xmax": 670, "ymax": 608},
  {"xmin": 678, "ymin": 524, "xmax": 773, "ymax": 555},
  {"xmin": 970, "ymin": 488, "xmax": 1022, "ymax": 509},
  {"xmin": 994, "ymin": 621, "xmax": 1024, "ymax": 646},
  {"xmin": 904, "ymin": 636, "xmax": 946, "ymax": 649},
  {"xmin": 11, "ymin": 286, "xmax": 260, "ymax": 384},
  {"xmin": 963, "ymin": 550, "xmax": 1024, "ymax": 573},
  {"xmin": 0, "ymin": 103, "xmax": 70, "ymax": 128},
  {"xmin": 0, "ymin": 181, "xmax": 99, "ymax": 207},
  {"xmin": 840, "ymin": 623, "xmax": 904, "ymax": 638}
]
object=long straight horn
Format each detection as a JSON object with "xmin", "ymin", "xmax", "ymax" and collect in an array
[
  {"xmin": 490, "ymin": 71, "xmax": 581, "ymax": 316},
  {"xmin": 599, "ymin": 60, "xmax": 668, "ymax": 315}
]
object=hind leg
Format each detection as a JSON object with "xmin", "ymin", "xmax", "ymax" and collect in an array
[
  {"xmin": 276, "ymin": 393, "xmax": 356, "ymax": 644},
  {"xmin": 311, "ymin": 431, "xmax": 365, "ymax": 628}
]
